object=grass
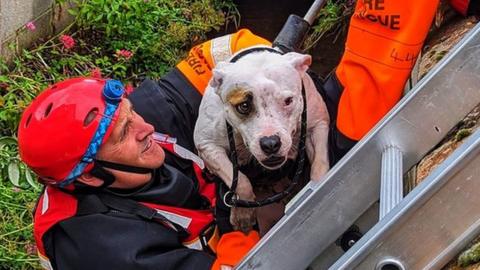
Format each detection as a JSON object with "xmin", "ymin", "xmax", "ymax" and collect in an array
[
  {"xmin": 0, "ymin": 180, "xmax": 39, "ymax": 270},
  {"xmin": 302, "ymin": 0, "xmax": 355, "ymax": 51}
]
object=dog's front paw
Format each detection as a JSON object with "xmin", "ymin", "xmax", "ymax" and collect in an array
[{"xmin": 230, "ymin": 206, "xmax": 257, "ymax": 233}]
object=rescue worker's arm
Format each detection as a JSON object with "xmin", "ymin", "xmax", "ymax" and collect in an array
[
  {"xmin": 45, "ymin": 207, "xmax": 258, "ymax": 270},
  {"xmin": 46, "ymin": 214, "xmax": 215, "ymax": 270},
  {"xmin": 324, "ymin": 0, "xmax": 439, "ymax": 164}
]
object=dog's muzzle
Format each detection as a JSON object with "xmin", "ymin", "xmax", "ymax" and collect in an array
[{"xmin": 261, "ymin": 156, "xmax": 286, "ymax": 168}]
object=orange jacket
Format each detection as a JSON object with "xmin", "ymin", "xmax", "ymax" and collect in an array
[{"xmin": 177, "ymin": 29, "xmax": 271, "ymax": 95}]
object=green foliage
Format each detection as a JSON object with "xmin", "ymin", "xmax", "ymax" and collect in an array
[
  {"xmin": 458, "ymin": 241, "xmax": 480, "ymax": 267},
  {"xmin": 0, "ymin": 137, "xmax": 40, "ymax": 191},
  {"xmin": 0, "ymin": 171, "xmax": 40, "ymax": 270},
  {"xmin": 455, "ymin": 128, "xmax": 472, "ymax": 142},
  {"xmin": 71, "ymin": 0, "xmax": 232, "ymax": 78},
  {"xmin": 303, "ymin": 0, "xmax": 355, "ymax": 51},
  {"xmin": 435, "ymin": 50, "xmax": 448, "ymax": 62},
  {"xmin": 0, "ymin": 0, "xmax": 236, "ymax": 268}
]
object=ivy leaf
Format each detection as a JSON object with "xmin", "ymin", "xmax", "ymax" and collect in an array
[
  {"xmin": 25, "ymin": 168, "xmax": 41, "ymax": 191},
  {"xmin": 67, "ymin": 8, "xmax": 78, "ymax": 16},
  {"xmin": 8, "ymin": 161, "xmax": 20, "ymax": 186},
  {"xmin": 0, "ymin": 136, "xmax": 17, "ymax": 147}
]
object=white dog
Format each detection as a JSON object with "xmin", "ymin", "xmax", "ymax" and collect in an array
[{"xmin": 194, "ymin": 48, "xmax": 330, "ymax": 232}]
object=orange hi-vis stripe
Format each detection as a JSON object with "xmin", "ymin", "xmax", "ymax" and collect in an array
[
  {"xmin": 177, "ymin": 29, "xmax": 271, "ymax": 95},
  {"xmin": 336, "ymin": 0, "xmax": 440, "ymax": 141}
]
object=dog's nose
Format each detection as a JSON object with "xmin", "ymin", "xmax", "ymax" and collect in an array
[{"xmin": 260, "ymin": 135, "xmax": 282, "ymax": 155}]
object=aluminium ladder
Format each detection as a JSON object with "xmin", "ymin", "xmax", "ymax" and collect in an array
[
  {"xmin": 331, "ymin": 123, "xmax": 480, "ymax": 269},
  {"xmin": 237, "ymin": 22, "xmax": 480, "ymax": 270}
]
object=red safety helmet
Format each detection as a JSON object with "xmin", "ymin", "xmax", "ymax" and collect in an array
[{"xmin": 18, "ymin": 77, "xmax": 125, "ymax": 186}]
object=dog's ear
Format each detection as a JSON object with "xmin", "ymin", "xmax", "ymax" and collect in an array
[
  {"xmin": 210, "ymin": 62, "xmax": 230, "ymax": 95},
  {"xmin": 284, "ymin": 52, "xmax": 312, "ymax": 73},
  {"xmin": 211, "ymin": 69, "xmax": 225, "ymax": 89}
]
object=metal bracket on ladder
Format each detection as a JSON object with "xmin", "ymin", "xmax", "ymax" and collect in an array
[{"xmin": 237, "ymin": 23, "xmax": 480, "ymax": 270}]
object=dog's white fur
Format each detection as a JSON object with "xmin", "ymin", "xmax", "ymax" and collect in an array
[{"xmin": 194, "ymin": 50, "xmax": 330, "ymax": 231}]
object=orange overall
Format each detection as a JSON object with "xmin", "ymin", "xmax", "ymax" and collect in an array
[
  {"xmin": 324, "ymin": 0, "xmax": 439, "ymax": 163},
  {"xmin": 336, "ymin": 0, "xmax": 439, "ymax": 140}
]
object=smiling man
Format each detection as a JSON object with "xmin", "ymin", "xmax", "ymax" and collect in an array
[{"xmin": 17, "ymin": 77, "xmax": 259, "ymax": 270}]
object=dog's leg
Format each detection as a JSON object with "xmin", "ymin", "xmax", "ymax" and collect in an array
[
  {"xmin": 198, "ymin": 146, "xmax": 257, "ymax": 232},
  {"xmin": 302, "ymin": 74, "xmax": 330, "ymax": 181},
  {"xmin": 307, "ymin": 120, "xmax": 330, "ymax": 181}
]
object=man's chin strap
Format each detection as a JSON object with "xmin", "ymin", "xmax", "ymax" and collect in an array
[{"xmin": 90, "ymin": 160, "xmax": 153, "ymax": 188}]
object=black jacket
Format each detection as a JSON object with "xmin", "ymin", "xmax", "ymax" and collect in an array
[{"xmin": 40, "ymin": 69, "xmax": 216, "ymax": 270}]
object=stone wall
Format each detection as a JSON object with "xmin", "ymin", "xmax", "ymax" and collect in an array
[{"xmin": 0, "ymin": 0, "xmax": 74, "ymax": 62}]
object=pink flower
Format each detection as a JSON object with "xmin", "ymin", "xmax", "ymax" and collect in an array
[
  {"xmin": 25, "ymin": 243, "xmax": 37, "ymax": 256},
  {"xmin": 25, "ymin": 21, "xmax": 36, "ymax": 31},
  {"xmin": 90, "ymin": 67, "xmax": 102, "ymax": 78},
  {"xmin": 59, "ymin": 34, "xmax": 75, "ymax": 49},
  {"xmin": 125, "ymin": 83, "xmax": 134, "ymax": 95},
  {"xmin": 115, "ymin": 49, "xmax": 134, "ymax": 60},
  {"xmin": 0, "ymin": 82, "xmax": 9, "ymax": 90}
]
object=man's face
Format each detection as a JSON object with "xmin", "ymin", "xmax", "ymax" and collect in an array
[{"xmin": 95, "ymin": 98, "xmax": 165, "ymax": 188}]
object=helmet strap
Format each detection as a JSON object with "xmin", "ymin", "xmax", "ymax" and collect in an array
[
  {"xmin": 90, "ymin": 159, "xmax": 153, "ymax": 188},
  {"xmin": 89, "ymin": 163, "xmax": 116, "ymax": 188}
]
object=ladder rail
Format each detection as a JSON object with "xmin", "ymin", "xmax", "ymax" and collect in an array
[
  {"xmin": 237, "ymin": 23, "xmax": 480, "ymax": 270},
  {"xmin": 330, "ymin": 128, "xmax": 480, "ymax": 269}
]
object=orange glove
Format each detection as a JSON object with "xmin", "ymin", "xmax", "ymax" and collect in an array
[{"xmin": 211, "ymin": 231, "xmax": 260, "ymax": 270}]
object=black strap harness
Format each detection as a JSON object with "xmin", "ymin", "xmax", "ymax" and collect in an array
[{"xmin": 222, "ymin": 47, "xmax": 308, "ymax": 208}]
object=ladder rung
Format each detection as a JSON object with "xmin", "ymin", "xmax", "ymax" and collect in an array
[{"xmin": 380, "ymin": 146, "xmax": 403, "ymax": 220}]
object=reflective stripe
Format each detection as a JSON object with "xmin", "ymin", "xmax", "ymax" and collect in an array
[
  {"xmin": 152, "ymin": 132, "xmax": 177, "ymax": 144},
  {"xmin": 211, "ymin": 34, "xmax": 232, "ymax": 65},
  {"xmin": 156, "ymin": 208, "xmax": 216, "ymax": 251},
  {"xmin": 154, "ymin": 132, "xmax": 205, "ymax": 169},
  {"xmin": 173, "ymin": 143, "xmax": 205, "ymax": 169},
  {"xmin": 38, "ymin": 251, "xmax": 53, "ymax": 270},
  {"xmin": 156, "ymin": 209, "xmax": 192, "ymax": 229},
  {"xmin": 184, "ymin": 237, "xmax": 204, "ymax": 250},
  {"xmin": 41, "ymin": 188, "xmax": 49, "ymax": 215}
]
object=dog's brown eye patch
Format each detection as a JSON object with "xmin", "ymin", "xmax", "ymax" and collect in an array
[
  {"xmin": 227, "ymin": 88, "xmax": 250, "ymax": 105},
  {"xmin": 227, "ymin": 88, "xmax": 253, "ymax": 115}
]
